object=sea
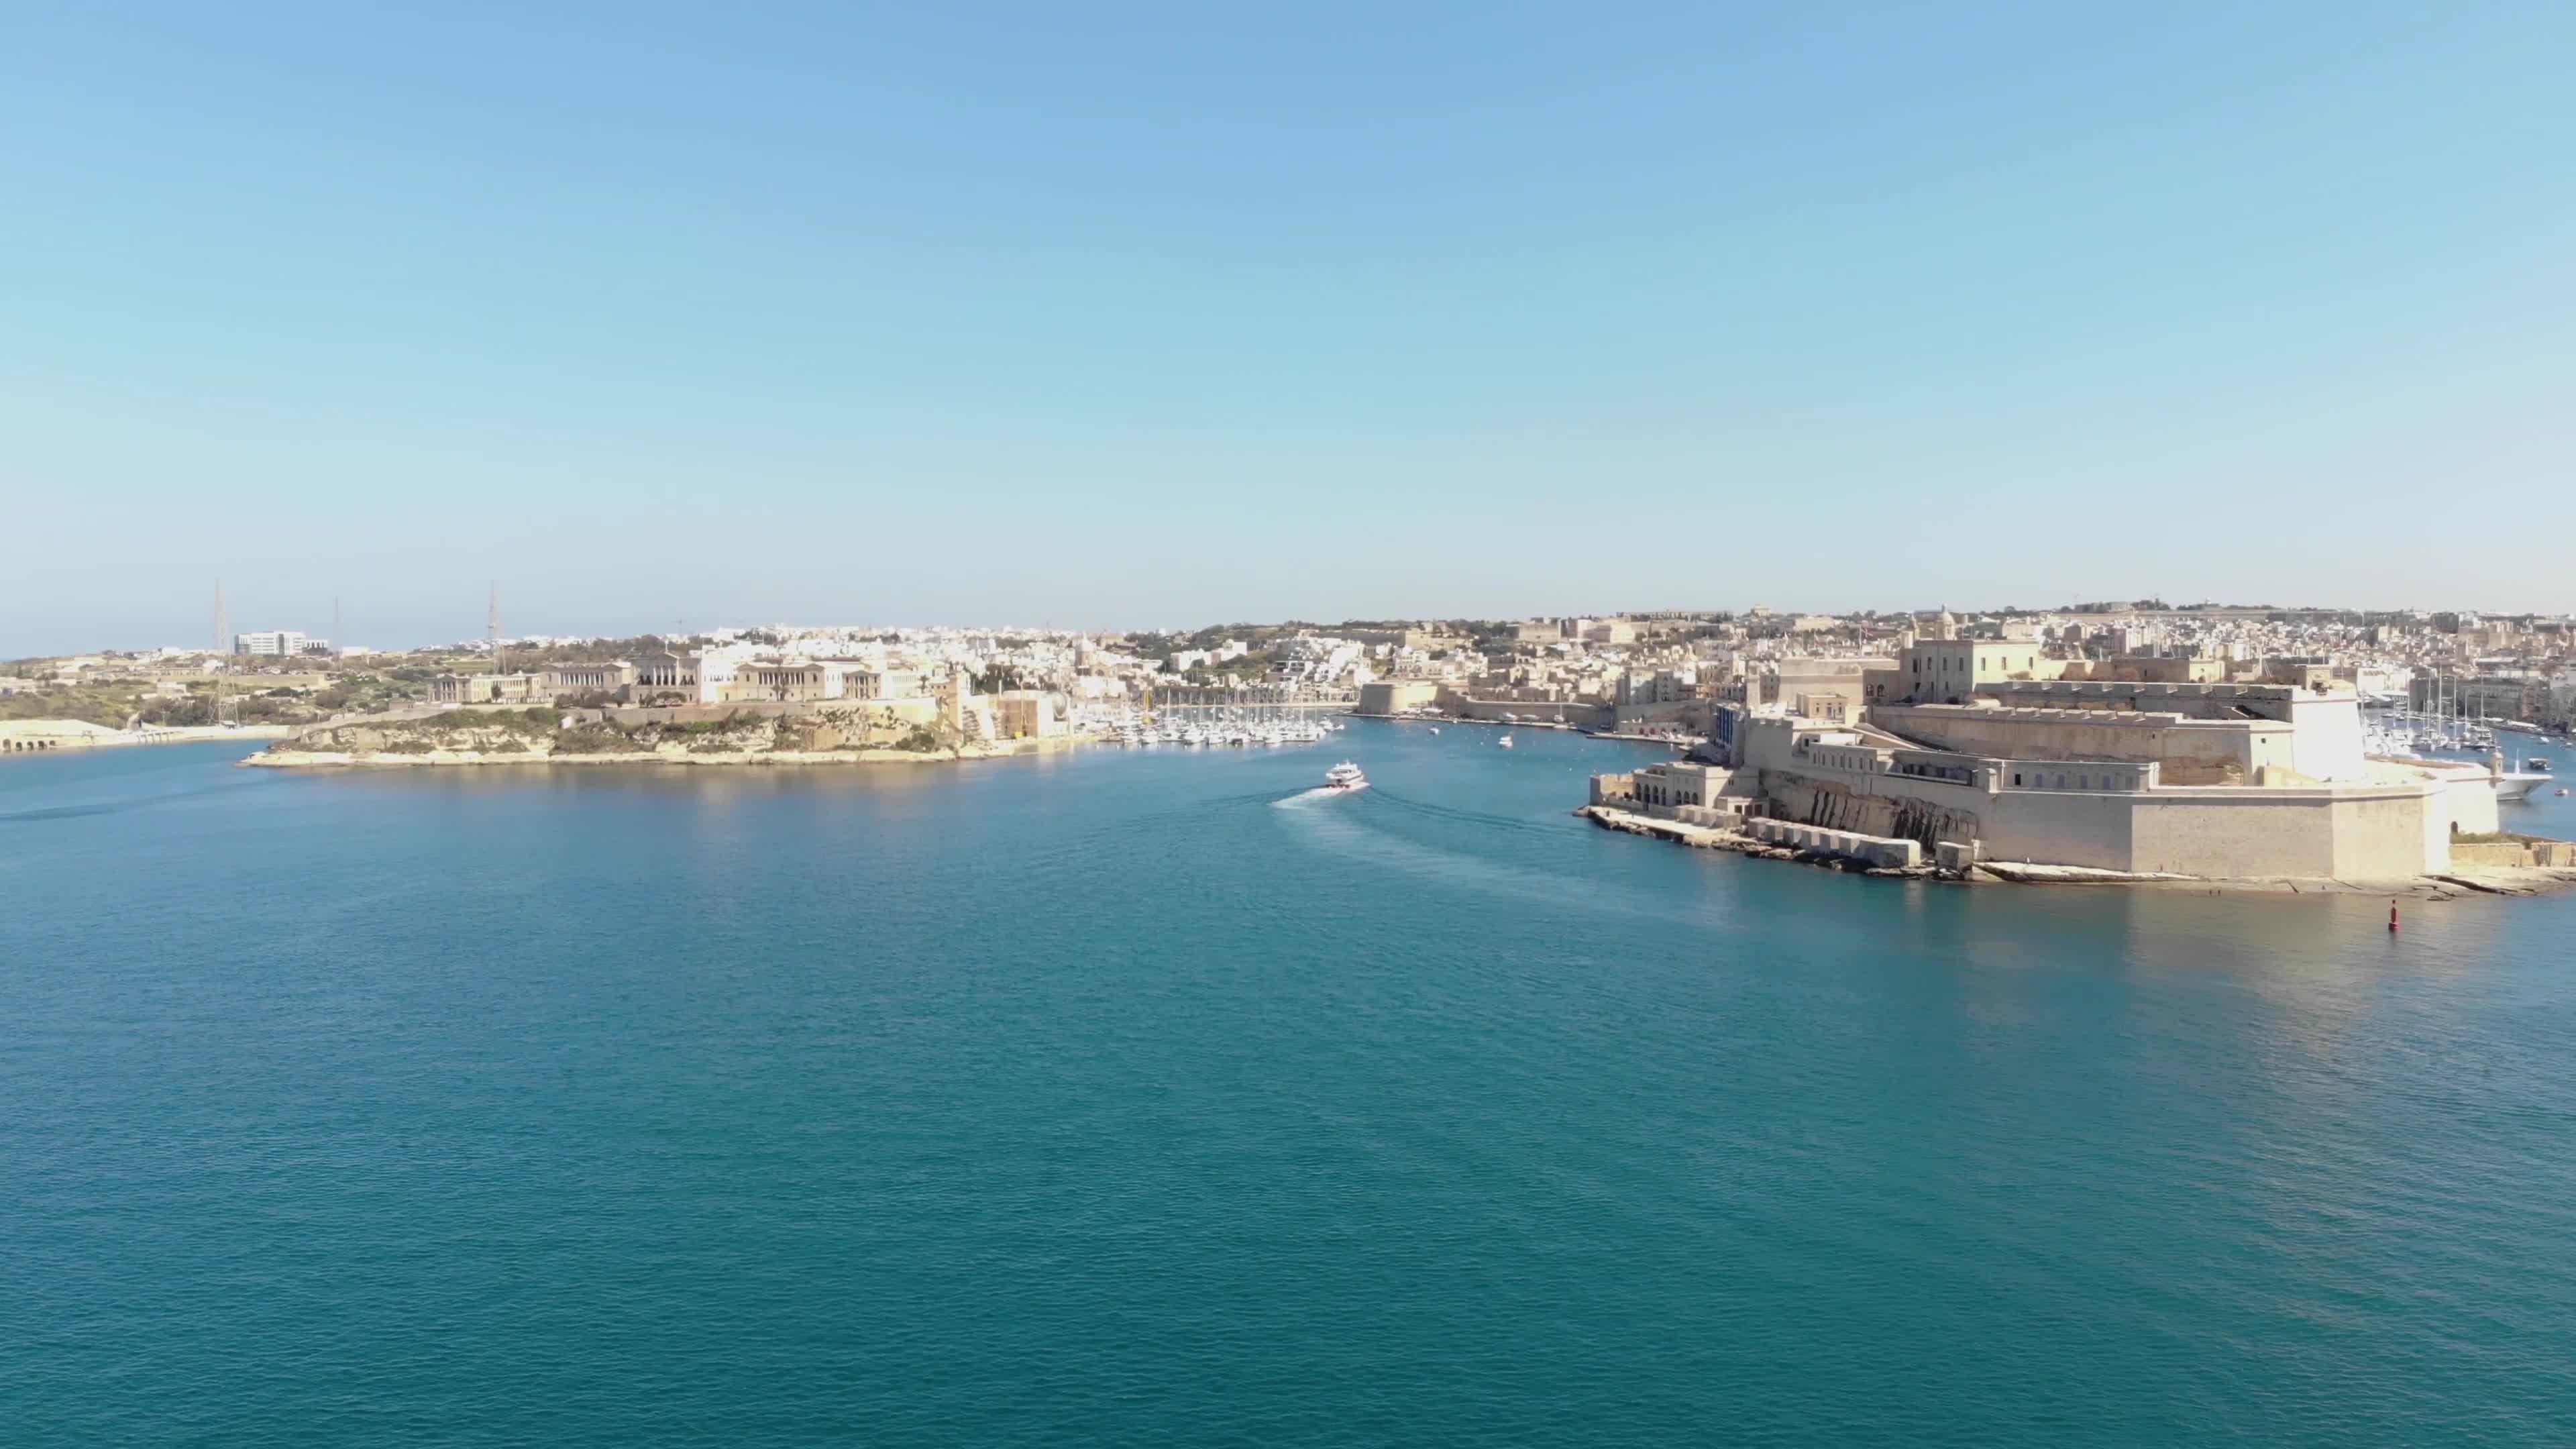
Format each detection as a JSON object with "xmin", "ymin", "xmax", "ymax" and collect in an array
[{"xmin": 6, "ymin": 721, "xmax": 2575, "ymax": 1446}]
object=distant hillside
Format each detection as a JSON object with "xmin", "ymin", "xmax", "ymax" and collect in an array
[{"xmin": 262, "ymin": 706, "xmax": 974, "ymax": 763}]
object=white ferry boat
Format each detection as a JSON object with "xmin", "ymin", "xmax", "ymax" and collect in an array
[{"xmin": 1322, "ymin": 761, "xmax": 1367, "ymax": 791}]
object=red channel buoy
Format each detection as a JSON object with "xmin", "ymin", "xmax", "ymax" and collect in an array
[{"xmin": 2389, "ymin": 901, "xmax": 2400, "ymax": 933}]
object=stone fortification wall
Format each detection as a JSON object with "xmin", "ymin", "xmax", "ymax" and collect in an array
[
  {"xmin": 1972, "ymin": 681, "xmax": 2368, "ymax": 782},
  {"xmin": 1737, "ymin": 711, "xmax": 2443, "ymax": 877},
  {"xmin": 2453, "ymin": 837, "xmax": 2576, "ymax": 868},
  {"xmin": 2419, "ymin": 764, "xmax": 2500, "ymax": 837},
  {"xmin": 1355, "ymin": 680, "xmax": 1442, "ymax": 715},
  {"xmin": 2282, "ymin": 694, "xmax": 2367, "ymax": 781},
  {"xmin": 1974, "ymin": 680, "xmax": 2304, "ymax": 718},
  {"xmin": 1442, "ymin": 695, "xmax": 1615, "ymax": 729},
  {"xmin": 1760, "ymin": 763, "xmax": 2445, "ymax": 879},
  {"xmin": 1762, "ymin": 773, "xmax": 1990, "ymax": 855},
  {"xmin": 1872, "ymin": 702, "xmax": 2286, "ymax": 785},
  {"xmin": 2120, "ymin": 787, "xmax": 2449, "ymax": 879},
  {"xmin": 1611, "ymin": 698, "xmax": 1712, "ymax": 733}
]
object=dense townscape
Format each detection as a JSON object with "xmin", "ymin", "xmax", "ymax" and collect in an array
[
  {"xmin": 9, "ymin": 600, "xmax": 2576, "ymax": 894},
  {"xmin": 10, "ymin": 600, "xmax": 2576, "ymax": 745}
]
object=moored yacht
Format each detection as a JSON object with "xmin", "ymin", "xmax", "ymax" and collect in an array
[{"xmin": 2493, "ymin": 771, "xmax": 2547, "ymax": 802}]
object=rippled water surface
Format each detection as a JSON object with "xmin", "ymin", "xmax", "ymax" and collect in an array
[{"xmin": 6, "ymin": 724, "xmax": 2575, "ymax": 1445}]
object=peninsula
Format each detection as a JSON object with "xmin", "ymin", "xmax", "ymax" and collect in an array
[
  {"xmin": 1566, "ymin": 608, "xmax": 2576, "ymax": 898},
  {"xmin": 245, "ymin": 704, "xmax": 1078, "ymax": 768}
]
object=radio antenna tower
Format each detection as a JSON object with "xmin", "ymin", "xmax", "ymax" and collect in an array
[
  {"xmin": 213, "ymin": 580, "xmax": 230, "ymax": 725},
  {"xmin": 488, "ymin": 584, "xmax": 503, "ymax": 674}
]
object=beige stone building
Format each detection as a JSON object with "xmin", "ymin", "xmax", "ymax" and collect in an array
[
  {"xmin": 724, "ymin": 662, "xmax": 827, "ymax": 702},
  {"xmin": 2071, "ymin": 654, "xmax": 2227, "ymax": 684},
  {"xmin": 1890, "ymin": 639, "xmax": 2051, "ymax": 705},
  {"xmin": 431, "ymin": 672, "xmax": 549, "ymax": 704},
  {"xmin": 1775, "ymin": 657, "xmax": 1895, "ymax": 722},
  {"xmin": 1711, "ymin": 676, "xmax": 2502, "ymax": 881},
  {"xmin": 994, "ymin": 690, "xmax": 1062, "ymax": 739},
  {"xmin": 541, "ymin": 661, "xmax": 637, "ymax": 695},
  {"xmin": 1356, "ymin": 680, "xmax": 1442, "ymax": 714},
  {"xmin": 633, "ymin": 651, "xmax": 699, "ymax": 699},
  {"xmin": 845, "ymin": 668, "xmax": 923, "ymax": 702},
  {"xmin": 1629, "ymin": 761, "xmax": 1728, "ymax": 811}
]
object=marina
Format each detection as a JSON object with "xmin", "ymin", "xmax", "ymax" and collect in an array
[
  {"xmin": 1084, "ymin": 701, "xmax": 1348, "ymax": 749},
  {"xmin": 2365, "ymin": 697, "xmax": 2563, "ymax": 803}
]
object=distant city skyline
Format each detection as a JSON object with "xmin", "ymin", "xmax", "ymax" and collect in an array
[
  {"xmin": 6, "ymin": 2, "xmax": 2573, "ymax": 658},
  {"xmin": 23, "ymin": 586, "xmax": 2576, "ymax": 663}
]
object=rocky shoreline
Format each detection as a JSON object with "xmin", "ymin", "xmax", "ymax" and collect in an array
[
  {"xmin": 239, "ymin": 705, "xmax": 1096, "ymax": 770},
  {"xmin": 246, "ymin": 736, "xmax": 1085, "ymax": 769},
  {"xmin": 2, "ymin": 721, "xmax": 291, "ymax": 753},
  {"xmin": 1576, "ymin": 804, "xmax": 2576, "ymax": 900}
]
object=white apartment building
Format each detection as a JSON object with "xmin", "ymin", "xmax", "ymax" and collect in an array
[{"xmin": 234, "ymin": 631, "xmax": 312, "ymax": 656}]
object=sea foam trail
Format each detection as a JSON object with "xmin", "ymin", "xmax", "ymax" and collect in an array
[
  {"xmin": 1273, "ymin": 784, "xmax": 1368, "ymax": 808},
  {"xmin": 1364, "ymin": 788, "xmax": 1560, "ymax": 838},
  {"xmin": 1277, "ymin": 786, "xmax": 1725, "ymax": 926}
]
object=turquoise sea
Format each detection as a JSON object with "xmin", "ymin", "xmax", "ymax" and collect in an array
[{"xmin": 6, "ymin": 722, "xmax": 2575, "ymax": 1445}]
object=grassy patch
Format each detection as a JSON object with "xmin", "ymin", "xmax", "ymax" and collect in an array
[
  {"xmin": 549, "ymin": 727, "xmax": 643, "ymax": 755},
  {"xmin": 417, "ymin": 707, "xmax": 557, "ymax": 735}
]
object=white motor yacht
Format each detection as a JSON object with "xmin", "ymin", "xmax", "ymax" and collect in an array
[
  {"xmin": 1322, "ymin": 761, "xmax": 1367, "ymax": 792},
  {"xmin": 2493, "ymin": 772, "xmax": 2547, "ymax": 802}
]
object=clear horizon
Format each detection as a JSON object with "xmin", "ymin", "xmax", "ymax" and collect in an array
[{"xmin": 7, "ymin": 2, "xmax": 2573, "ymax": 657}]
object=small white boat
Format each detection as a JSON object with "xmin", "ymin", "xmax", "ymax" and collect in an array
[
  {"xmin": 1427, "ymin": 727, "xmax": 1440, "ymax": 735},
  {"xmin": 1322, "ymin": 760, "xmax": 1367, "ymax": 791},
  {"xmin": 1496, "ymin": 734, "xmax": 1514, "ymax": 749}
]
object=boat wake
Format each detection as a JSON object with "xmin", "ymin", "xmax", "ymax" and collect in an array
[
  {"xmin": 1273, "ymin": 783, "xmax": 1369, "ymax": 807},
  {"xmin": 1274, "ymin": 786, "xmax": 1727, "ymax": 925}
]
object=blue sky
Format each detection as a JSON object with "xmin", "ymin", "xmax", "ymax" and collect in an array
[{"xmin": 4, "ymin": 1, "xmax": 2571, "ymax": 654}]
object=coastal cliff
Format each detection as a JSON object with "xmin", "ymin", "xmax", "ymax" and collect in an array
[{"xmin": 246, "ymin": 706, "xmax": 1079, "ymax": 767}]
